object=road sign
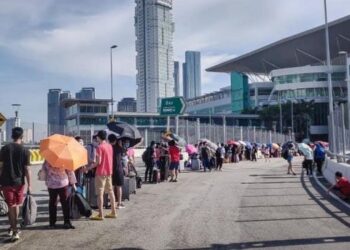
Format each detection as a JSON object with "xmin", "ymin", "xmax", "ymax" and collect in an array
[
  {"xmin": 0, "ymin": 113, "xmax": 6, "ymax": 127},
  {"xmin": 160, "ymin": 97, "xmax": 186, "ymax": 116}
]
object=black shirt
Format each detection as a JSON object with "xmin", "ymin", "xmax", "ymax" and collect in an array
[
  {"xmin": 0, "ymin": 143, "xmax": 30, "ymax": 186},
  {"xmin": 112, "ymin": 144, "xmax": 124, "ymax": 172}
]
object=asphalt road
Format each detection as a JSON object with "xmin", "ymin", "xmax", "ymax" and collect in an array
[{"xmin": 1, "ymin": 158, "xmax": 350, "ymax": 250}]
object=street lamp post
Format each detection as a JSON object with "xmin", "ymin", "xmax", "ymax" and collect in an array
[
  {"xmin": 291, "ymin": 100, "xmax": 294, "ymax": 140},
  {"xmin": 323, "ymin": 0, "xmax": 336, "ymax": 152},
  {"xmin": 11, "ymin": 104, "xmax": 21, "ymax": 127},
  {"xmin": 278, "ymin": 92, "xmax": 283, "ymax": 133},
  {"xmin": 339, "ymin": 51, "xmax": 350, "ymax": 130},
  {"xmin": 110, "ymin": 45, "xmax": 118, "ymax": 121}
]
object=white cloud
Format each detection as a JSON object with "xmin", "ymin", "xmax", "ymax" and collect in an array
[
  {"xmin": 1, "ymin": 0, "xmax": 350, "ymax": 123},
  {"xmin": 2, "ymin": 2, "xmax": 136, "ymax": 80}
]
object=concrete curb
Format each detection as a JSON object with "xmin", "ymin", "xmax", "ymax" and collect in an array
[{"xmin": 312, "ymin": 170, "xmax": 350, "ymax": 210}]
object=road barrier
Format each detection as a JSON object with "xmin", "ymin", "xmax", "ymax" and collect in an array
[{"xmin": 29, "ymin": 149, "xmax": 45, "ymax": 165}]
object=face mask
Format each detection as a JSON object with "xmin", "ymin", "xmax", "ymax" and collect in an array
[{"xmin": 124, "ymin": 142, "xmax": 130, "ymax": 149}]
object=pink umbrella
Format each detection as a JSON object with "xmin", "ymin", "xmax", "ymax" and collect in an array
[{"xmin": 186, "ymin": 144, "xmax": 198, "ymax": 155}]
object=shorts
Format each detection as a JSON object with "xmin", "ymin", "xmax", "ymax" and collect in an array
[
  {"xmin": 95, "ymin": 175, "xmax": 113, "ymax": 194},
  {"xmin": 169, "ymin": 162, "xmax": 179, "ymax": 171},
  {"xmin": 112, "ymin": 168, "xmax": 124, "ymax": 187},
  {"xmin": 1, "ymin": 185, "xmax": 25, "ymax": 207}
]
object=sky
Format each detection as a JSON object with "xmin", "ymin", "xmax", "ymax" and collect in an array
[{"xmin": 0, "ymin": 0, "xmax": 350, "ymax": 124}]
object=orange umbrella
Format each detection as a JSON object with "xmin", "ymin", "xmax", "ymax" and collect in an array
[{"xmin": 40, "ymin": 134, "xmax": 88, "ymax": 171}]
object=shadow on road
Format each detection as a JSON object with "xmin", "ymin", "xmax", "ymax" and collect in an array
[
  {"xmin": 301, "ymin": 171, "xmax": 350, "ymax": 228},
  {"xmin": 111, "ymin": 236, "xmax": 350, "ymax": 250}
]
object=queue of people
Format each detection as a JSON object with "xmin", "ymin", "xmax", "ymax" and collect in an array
[
  {"xmin": 0, "ymin": 127, "xmax": 142, "ymax": 242},
  {"xmin": 1, "ymin": 126, "xmax": 350, "ymax": 244}
]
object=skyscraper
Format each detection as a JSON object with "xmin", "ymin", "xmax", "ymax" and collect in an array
[
  {"xmin": 47, "ymin": 89, "xmax": 71, "ymax": 135},
  {"xmin": 174, "ymin": 61, "xmax": 180, "ymax": 96},
  {"xmin": 76, "ymin": 87, "xmax": 95, "ymax": 100},
  {"xmin": 183, "ymin": 51, "xmax": 201, "ymax": 99},
  {"xmin": 117, "ymin": 98, "xmax": 137, "ymax": 112},
  {"xmin": 135, "ymin": 0, "xmax": 175, "ymax": 112}
]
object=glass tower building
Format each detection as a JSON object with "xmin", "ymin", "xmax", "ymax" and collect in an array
[
  {"xmin": 174, "ymin": 61, "xmax": 180, "ymax": 96},
  {"xmin": 183, "ymin": 51, "xmax": 201, "ymax": 100},
  {"xmin": 135, "ymin": 0, "xmax": 175, "ymax": 112}
]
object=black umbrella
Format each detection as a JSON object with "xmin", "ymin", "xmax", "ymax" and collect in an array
[{"xmin": 107, "ymin": 122, "xmax": 142, "ymax": 147}]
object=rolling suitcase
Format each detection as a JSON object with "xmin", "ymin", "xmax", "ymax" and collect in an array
[
  {"xmin": 191, "ymin": 159, "xmax": 200, "ymax": 170},
  {"xmin": 122, "ymin": 177, "xmax": 130, "ymax": 201},
  {"xmin": 129, "ymin": 176, "xmax": 137, "ymax": 194}
]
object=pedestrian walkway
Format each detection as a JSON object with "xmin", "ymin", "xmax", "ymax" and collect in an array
[{"xmin": 1, "ymin": 158, "xmax": 350, "ymax": 249}]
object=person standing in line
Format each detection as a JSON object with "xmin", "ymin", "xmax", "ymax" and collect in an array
[
  {"xmin": 200, "ymin": 142, "xmax": 211, "ymax": 172},
  {"xmin": 74, "ymin": 136, "xmax": 85, "ymax": 195},
  {"xmin": 0, "ymin": 127, "xmax": 32, "ymax": 241},
  {"xmin": 263, "ymin": 145, "xmax": 270, "ymax": 162},
  {"xmin": 41, "ymin": 161, "xmax": 77, "ymax": 229},
  {"xmin": 108, "ymin": 134, "xmax": 126, "ymax": 209},
  {"xmin": 216, "ymin": 143, "xmax": 225, "ymax": 171},
  {"xmin": 84, "ymin": 135, "xmax": 98, "ymax": 208},
  {"xmin": 251, "ymin": 145, "xmax": 258, "ymax": 162},
  {"xmin": 168, "ymin": 140, "xmax": 181, "ymax": 182},
  {"xmin": 159, "ymin": 143, "xmax": 169, "ymax": 181},
  {"xmin": 144, "ymin": 141, "xmax": 155, "ymax": 183},
  {"xmin": 88, "ymin": 130, "xmax": 117, "ymax": 220},
  {"xmin": 287, "ymin": 144, "xmax": 296, "ymax": 175},
  {"xmin": 303, "ymin": 148, "xmax": 314, "ymax": 177}
]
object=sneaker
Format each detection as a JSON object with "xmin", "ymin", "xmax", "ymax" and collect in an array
[
  {"xmin": 105, "ymin": 212, "xmax": 117, "ymax": 219},
  {"xmin": 117, "ymin": 203, "xmax": 125, "ymax": 209},
  {"xmin": 48, "ymin": 224, "xmax": 56, "ymax": 229},
  {"xmin": 11, "ymin": 231, "xmax": 20, "ymax": 242},
  {"xmin": 63, "ymin": 223, "xmax": 75, "ymax": 229},
  {"xmin": 7, "ymin": 228, "xmax": 14, "ymax": 237},
  {"xmin": 173, "ymin": 179, "xmax": 178, "ymax": 182},
  {"xmin": 90, "ymin": 214, "xmax": 104, "ymax": 221}
]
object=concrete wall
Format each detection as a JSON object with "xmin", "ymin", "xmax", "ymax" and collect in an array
[{"xmin": 323, "ymin": 158, "xmax": 350, "ymax": 185}]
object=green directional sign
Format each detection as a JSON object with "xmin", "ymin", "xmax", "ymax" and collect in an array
[{"xmin": 160, "ymin": 97, "xmax": 186, "ymax": 116}]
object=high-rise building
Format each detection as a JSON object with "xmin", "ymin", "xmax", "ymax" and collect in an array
[
  {"xmin": 135, "ymin": 0, "xmax": 175, "ymax": 112},
  {"xmin": 76, "ymin": 87, "xmax": 95, "ymax": 100},
  {"xmin": 117, "ymin": 98, "xmax": 137, "ymax": 112},
  {"xmin": 47, "ymin": 89, "xmax": 71, "ymax": 135},
  {"xmin": 5, "ymin": 118, "xmax": 19, "ymax": 142},
  {"xmin": 174, "ymin": 61, "xmax": 180, "ymax": 96},
  {"xmin": 183, "ymin": 51, "xmax": 201, "ymax": 99}
]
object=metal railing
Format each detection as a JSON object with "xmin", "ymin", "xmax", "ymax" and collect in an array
[{"xmin": 1, "ymin": 120, "xmax": 289, "ymax": 148}]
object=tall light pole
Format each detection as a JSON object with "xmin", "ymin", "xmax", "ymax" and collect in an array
[
  {"xmin": 291, "ymin": 100, "xmax": 294, "ymax": 139},
  {"xmin": 110, "ymin": 45, "xmax": 117, "ymax": 121},
  {"xmin": 11, "ymin": 104, "xmax": 21, "ymax": 127},
  {"xmin": 339, "ymin": 51, "xmax": 350, "ymax": 129},
  {"xmin": 324, "ymin": 0, "xmax": 336, "ymax": 151},
  {"xmin": 279, "ymin": 92, "xmax": 283, "ymax": 133}
]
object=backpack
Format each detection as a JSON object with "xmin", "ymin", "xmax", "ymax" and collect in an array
[
  {"xmin": 315, "ymin": 146, "xmax": 325, "ymax": 160},
  {"xmin": 0, "ymin": 191, "xmax": 8, "ymax": 216},
  {"xmin": 142, "ymin": 147, "xmax": 152, "ymax": 163},
  {"xmin": 215, "ymin": 147, "xmax": 221, "ymax": 158},
  {"xmin": 282, "ymin": 149, "xmax": 289, "ymax": 160}
]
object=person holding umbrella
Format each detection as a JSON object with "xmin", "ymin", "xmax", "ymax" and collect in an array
[
  {"xmin": 108, "ymin": 134, "xmax": 126, "ymax": 210},
  {"xmin": 40, "ymin": 161, "xmax": 77, "ymax": 229}
]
